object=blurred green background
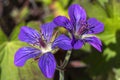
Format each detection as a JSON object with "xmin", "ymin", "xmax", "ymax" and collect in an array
[{"xmin": 0, "ymin": 0, "xmax": 120, "ymax": 80}]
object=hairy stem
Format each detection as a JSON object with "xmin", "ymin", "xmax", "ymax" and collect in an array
[
  {"xmin": 59, "ymin": 69, "xmax": 64, "ymax": 80},
  {"xmin": 58, "ymin": 50, "xmax": 72, "ymax": 80},
  {"xmin": 62, "ymin": 50, "xmax": 72, "ymax": 68}
]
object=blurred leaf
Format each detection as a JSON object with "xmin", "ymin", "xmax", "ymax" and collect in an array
[
  {"xmin": 83, "ymin": 18, "xmax": 120, "ymax": 74},
  {"xmin": 11, "ymin": 6, "xmax": 30, "ymax": 23},
  {"xmin": 72, "ymin": 0, "xmax": 120, "ymax": 78},
  {"xmin": 84, "ymin": 51, "xmax": 109, "ymax": 75},
  {"xmin": 19, "ymin": 6, "xmax": 30, "ymax": 21},
  {"xmin": 52, "ymin": 1, "xmax": 68, "ymax": 17},
  {"xmin": 0, "ymin": 42, "xmax": 7, "ymax": 62},
  {"xmin": 103, "ymin": 48, "xmax": 116, "ymax": 61},
  {"xmin": 98, "ymin": 0, "xmax": 109, "ymax": 6},
  {"xmin": 43, "ymin": 15, "xmax": 54, "ymax": 22},
  {"xmin": 76, "ymin": 0, "xmax": 108, "ymax": 20},
  {"xmin": 83, "ymin": 19, "xmax": 120, "ymax": 78},
  {"xmin": 10, "ymin": 21, "xmax": 42, "ymax": 41},
  {"xmin": 104, "ymin": 0, "xmax": 120, "ymax": 18},
  {"xmin": 36, "ymin": 0, "xmax": 52, "ymax": 5},
  {"xmin": 105, "ymin": 1, "xmax": 113, "ymax": 18},
  {"xmin": 0, "ymin": 41, "xmax": 23, "ymax": 80},
  {"xmin": 114, "ymin": 68, "xmax": 120, "ymax": 80},
  {"xmin": 111, "ymin": 0, "xmax": 120, "ymax": 18},
  {"xmin": 10, "ymin": 8, "xmax": 19, "ymax": 18},
  {"xmin": 81, "ymin": 43, "xmax": 91, "ymax": 52},
  {"xmin": 0, "ymin": 28, "xmax": 7, "ymax": 44},
  {"xmin": 10, "ymin": 22, "xmax": 25, "ymax": 41},
  {"xmin": 0, "ymin": 41, "xmax": 51, "ymax": 80},
  {"xmin": 27, "ymin": 21, "xmax": 41, "ymax": 30},
  {"xmin": 98, "ymin": 18, "xmax": 120, "ymax": 45},
  {"xmin": 59, "ymin": 0, "xmax": 69, "ymax": 8}
]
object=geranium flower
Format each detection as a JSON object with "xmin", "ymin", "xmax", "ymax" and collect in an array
[
  {"xmin": 53, "ymin": 4, "xmax": 104, "ymax": 52},
  {"xmin": 14, "ymin": 22, "xmax": 72, "ymax": 78}
]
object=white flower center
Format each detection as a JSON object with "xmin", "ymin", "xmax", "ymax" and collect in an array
[
  {"xmin": 41, "ymin": 43, "xmax": 52, "ymax": 53},
  {"xmin": 81, "ymin": 34, "xmax": 95, "ymax": 39}
]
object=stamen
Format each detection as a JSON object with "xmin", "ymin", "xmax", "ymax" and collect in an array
[
  {"xmin": 28, "ymin": 43, "xmax": 40, "ymax": 49},
  {"xmin": 77, "ymin": 22, "xmax": 88, "ymax": 35},
  {"xmin": 77, "ymin": 22, "xmax": 95, "ymax": 35},
  {"xmin": 39, "ymin": 38, "xmax": 46, "ymax": 48},
  {"xmin": 50, "ymin": 31, "xmax": 58, "ymax": 42}
]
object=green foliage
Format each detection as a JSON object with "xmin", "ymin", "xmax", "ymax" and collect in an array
[
  {"xmin": 98, "ymin": 0, "xmax": 109, "ymax": 6},
  {"xmin": 0, "ymin": 21, "xmax": 51, "ymax": 80},
  {"xmin": 71, "ymin": 0, "xmax": 120, "ymax": 80},
  {"xmin": 53, "ymin": 1, "xmax": 68, "ymax": 16},
  {"xmin": 0, "ymin": 41, "xmax": 50, "ymax": 80},
  {"xmin": 10, "ymin": 22, "xmax": 25, "ymax": 41},
  {"xmin": 76, "ymin": 0, "xmax": 108, "ymax": 20},
  {"xmin": 110, "ymin": 0, "xmax": 120, "ymax": 18},
  {"xmin": 19, "ymin": 6, "xmax": 30, "ymax": 22},
  {"xmin": 27, "ymin": 21, "xmax": 41, "ymax": 30},
  {"xmin": 36, "ymin": 0, "xmax": 52, "ymax": 5},
  {"xmin": 0, "ymin": 28, "xmax": 7, "ymax": 44}
]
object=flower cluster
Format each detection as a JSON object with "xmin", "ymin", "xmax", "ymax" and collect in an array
[
  {"xmin": 14, "ymin": 4, "xmax": 104, "ymax": 78},
  {"xmin": 54, "ymin": 4, "xmax": 104, "ymax": 52}
]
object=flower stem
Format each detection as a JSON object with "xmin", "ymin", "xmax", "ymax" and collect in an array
[
  {"xmin": 59, "ymin": 69, "xmax": 64, "ymax": 80},
  {"xmin": 62, "ymin": 50, "xmax": 72, "ymax": 68},
  {"xmin": 58, "ymin": 50, "xmax": 72, "ymax": 80}
]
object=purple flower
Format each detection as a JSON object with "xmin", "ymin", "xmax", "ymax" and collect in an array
[
  {"xmin": 14, "ymin": 22, "xmax": 72, "ymax": 78},
  {"xmin": 53, "ymin": 4, "xmax": 104, "ymax": 52}
]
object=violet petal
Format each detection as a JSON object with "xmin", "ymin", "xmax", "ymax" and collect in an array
[
  {"xmin": 68, "ymin": 4, "xmax": 86, "ymax": 31},
  {"xmin": 52, "ymin": 34, "xmax": 72, "ymax": 50},
  {"xmin": 73, "ymin": 39, "xmax": 83, "ymax": 49},
  {"xmin": 14, "ymin": 47, "xmax": 41, "ymax": 67},
  {"xmin": 41, "ymin": 22, "xmax": 56, "ymax": 42},
  {"xmin": 53, "ymin": 16, "xmax": 73, "ymax": 31},
  {"xmin": 87, "ymin": 18, "xmax": 104, "ymax": 34},
  {"xmin": 85, "ymin": 36, "xmax": 102, "ymax": 52},
  {"xmin": 38, "ymin": 52, "xmax": 56, "ymax": 78},
  {"xmin": 19, "ymin": 26, "xmax": 41, "ymax": 45}
]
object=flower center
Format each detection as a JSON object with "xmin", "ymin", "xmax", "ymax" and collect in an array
[
  {"xmin": 41, "ymin": 43, "xmax": 52, "ymax": 53},
  {"xmin": 77, "ymin": 22, "xmax": 89, "ymax": 35},
  {"xmin": 74, "ymin": 22, "xmax": 95, "ymax": 39},
  {"xmin": 39, "ymin": 38, "xmax": 47, "ymax": 48},
  {"xmin": 38, "ymin": 35, "xmax": 52, "ymax": 54},
  {"xmin": 81, "ymin": 34, "xmax": 95, "ymax": 39}
]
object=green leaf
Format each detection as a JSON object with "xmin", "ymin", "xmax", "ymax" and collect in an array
[
  {"xmin": 98, "ymin": 0, "xmax": 120, "ymax": 18},
  {"xmin": 59, "ymin": 0, "xmax": 69, "ymax": 8},
  {"xmin": 75, "ymin": 0, "xmax": 108, "ymax": 20},
  {"xmin": 43, "ymin": 15, "xmax": 54, "ymax": 23},
  {"xmin": 10, "ymin": 21, "xmax": 41, "ymax": 41},
  {"xmin": 10, "ymin": 22, "xmax": 25, "ymax": 41},
  {"xmin": 83, "ymin": 18, "xmax": 120, "ymax": 77},
  {"xmin": 0, "ymin": 41, "xmax": 23, "ymax": 80},
  {"xmin": 98, "ymin": 0, "xmax": 109, "ymax": 6},
  {"xmin": 11, "ymin": 6, "xmax": 29, "ymax": 23},
  {"xmin": 114, "ymin": 68, "xmax": 120, "ymax": 80},
  {"xmin": 98, "ymin": 18, "xmax": 120, "ymax": 45},
  {"xmin": 113, "ymin": 0, "xmax": 120, "ymax": 18},
  {"xmin": 36, "ymin": 0, "xmax": 52, "ymax": 5},
  {"xmin": 19, "ymin": 6, "xmax": 30, "ymax": 22},
  {"xmin": 53, "ymin": 2, "xmax": 68, "ymax": 16},
  {"xmin": 27, "ymin": 21, "xmax": 41, "ymax": 30},
  {"xmin": 0, "ymin": 41, "xmax": 51, "ymax": 80},
  {"xmin": 73, "ymin": 1, "xmax": 120, "ymax": 78},
  {"xmin": 0, "ymin": 28, "xmax": 7, "ymax": 44}
]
